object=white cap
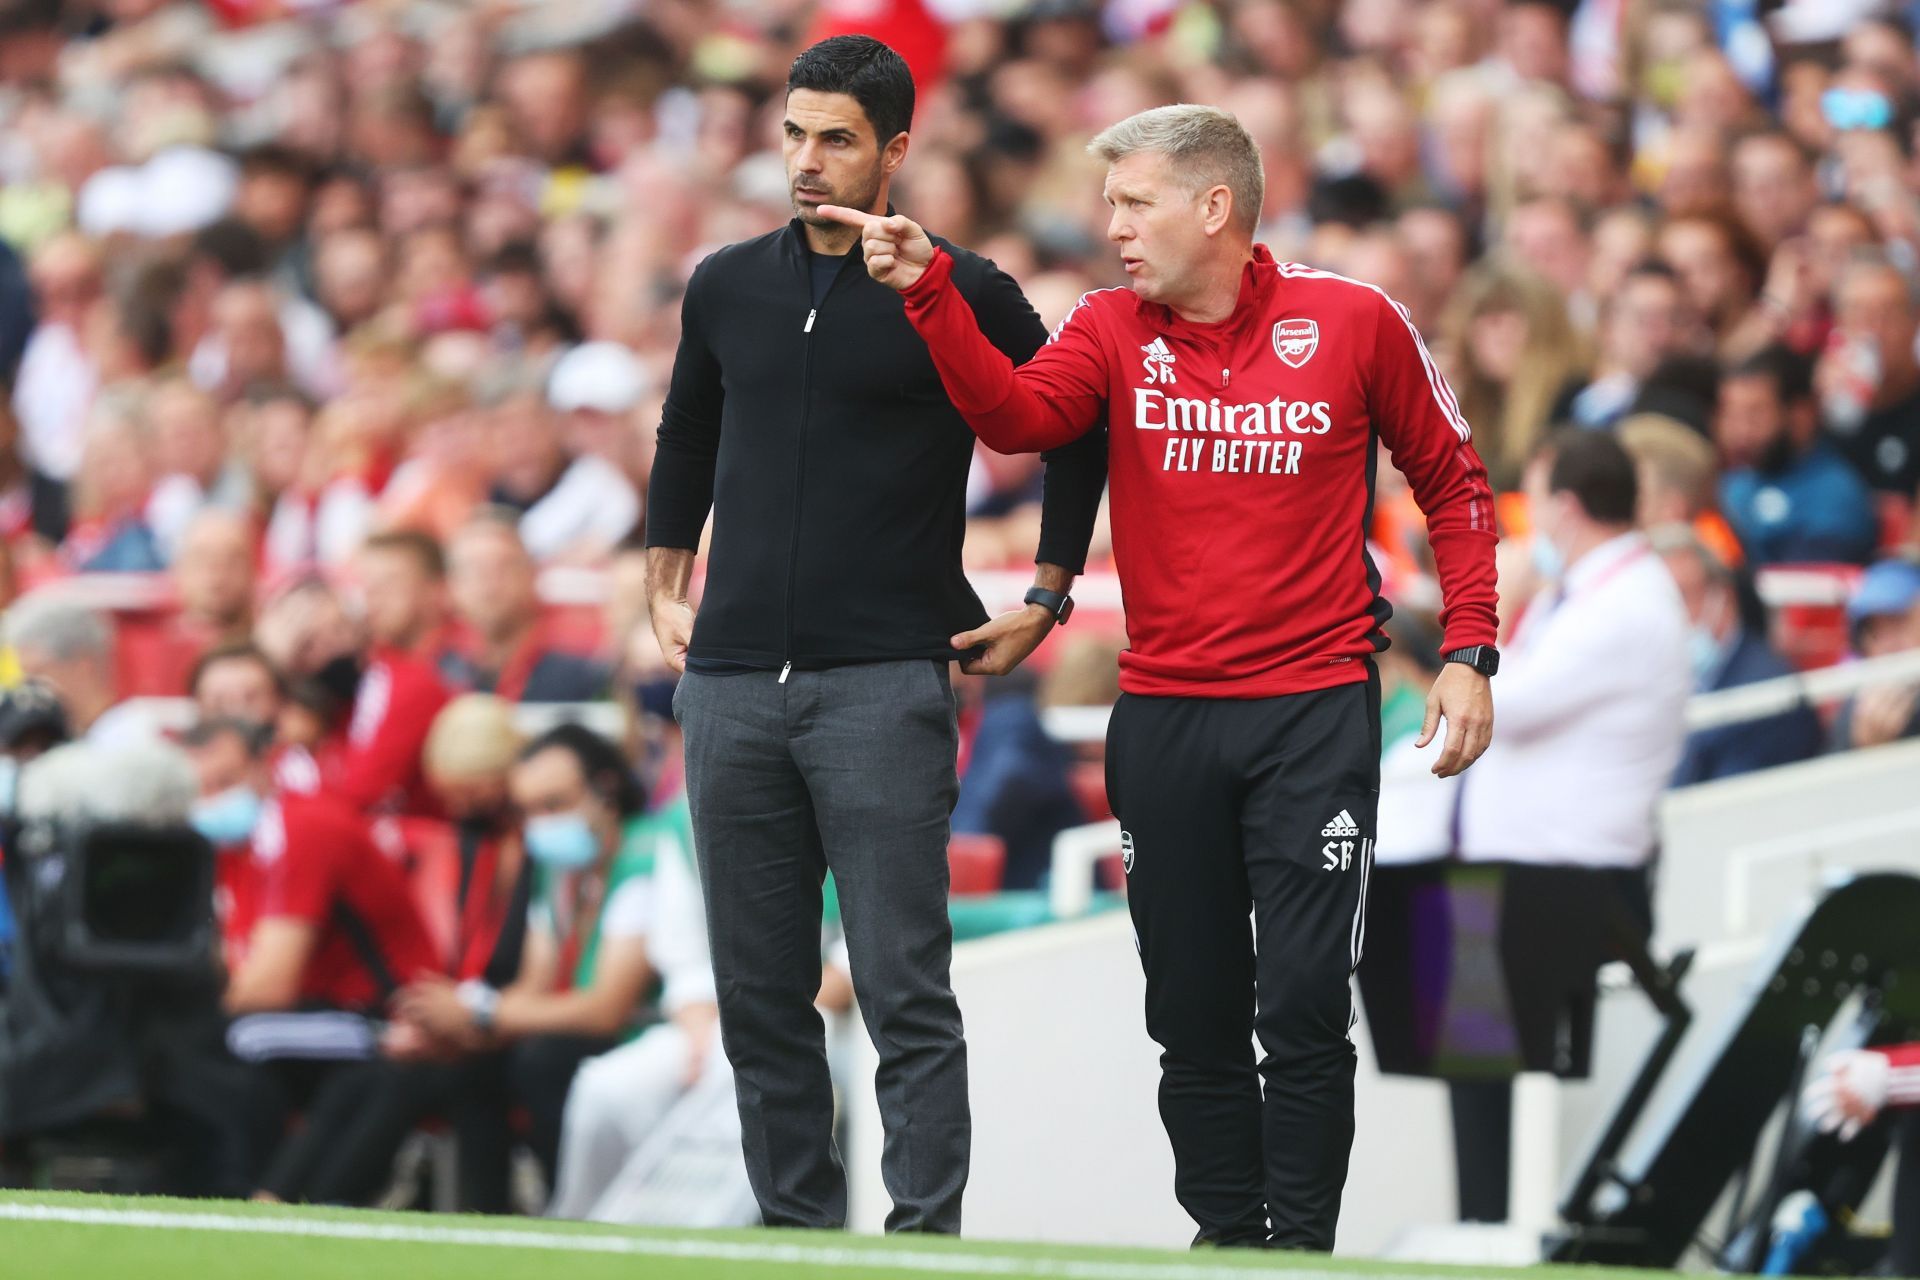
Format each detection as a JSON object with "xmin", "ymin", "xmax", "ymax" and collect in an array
[
  {"xmin": 75, "ymin": 147, "xmax": 237, "ymax": 239},
  {"xmin": 548, "ymin": 341, "xmax": 651, "ymax": 414}
]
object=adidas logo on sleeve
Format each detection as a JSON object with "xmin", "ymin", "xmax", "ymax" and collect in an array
[{"xmin": 1320, "ymin": 809, "xmax": 1360, "ymax": 837}]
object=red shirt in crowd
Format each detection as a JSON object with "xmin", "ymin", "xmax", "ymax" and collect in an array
[
  {"xmin": 311, "ymin": 647, "xmax": 452, "ymax": 817},
  {"xmin": 239, "ymin": 791, "xmax": 441, "ymax": 1012},
  {"xmin": 900, "ymin": 244, "xmax": 1499, "ymax": 699}
]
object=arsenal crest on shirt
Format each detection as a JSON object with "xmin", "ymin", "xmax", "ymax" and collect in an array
[{"xmin": 1273, "ymin": 318, "xmax": 1318, "ymax": 368}]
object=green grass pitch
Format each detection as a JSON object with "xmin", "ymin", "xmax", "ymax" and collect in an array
[{"xmin": 0, "ymin": 1190, "xmax": 1685, "ymax": 1280}]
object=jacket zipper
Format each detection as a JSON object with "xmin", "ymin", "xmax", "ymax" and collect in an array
[
  {"xmin": 783, "ymin": 308, "xmax": 814, "ymax": 684},
  {"xmin": 782, "ymin": 251, "xmax": 856, "ymax": 684}
]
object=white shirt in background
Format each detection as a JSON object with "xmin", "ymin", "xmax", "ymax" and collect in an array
[
  {"xmin": 1458, "ymin": 532, "xmax": 1691, "ymax": 868},
  {"xmin": 518, "ymin": 454, "xmax": 640, "ymax": 562}
]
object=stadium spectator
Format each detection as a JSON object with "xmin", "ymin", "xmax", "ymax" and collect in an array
[
  {"xmin": 3, "ymin": 597, "xmax": 146, "ymax": 748},
  {"xmin": 1831, "ymin": 558, "xmax": 1920, "ymax": 753},
  {"xmin": 442, "ymin": 512, "xmax": 606, "ymax": 702},
  {"xmin": 253, "ymin": 577, "xmax": 450, "ymax": 815},
  {"xmin": 357, "ymin": 529, "xmax": 451, "ymax": 664},
  {"xmin": 1436, "ymin": 260, "xmax": 1581, "ymax": 490},
  {"xmin": 487, "ymin": 377, "xmax": 639, "ymax": 565},
  {"xmin": 189, "ymin": 641, "xmax": 285, "ymax": 733},
  {"xmin": 63, "ymin": 395, "xmax": 164, "ymax": 572},
  {"xmin": 1616, "ymin": 413, "xmax": 1744, "ymax": 567},
  {"xmin": 254, "ymin": 695, "xmax": 533, "ymax": 1210},
  {"xmin": 181, "ymin": 715, "xmax": 442, "ymax": 1202},
  {"xmin": 1454, "ymin": 431, "xmax": 1690, "ymax": 1223},
  {"xmin": 1820, "ymin": 259, "xmax": 1920, "ymax": 500},
  {"xmin": 1654, "ymin": 525, "xmax": 1823, "ymax": 785},
  {"xmin": 1557, "ymin": 262, "xmax": 1691, "ymax": 430},
  {"xmin": 145, "ymin": 379, "xmax": 248, "ymax": 561},
  {"xmin": 391, "ymin": 725, "xmax": 663, "ymax": 1203},
  {"xmin": 115, "ymin": 507, "xmax": 260, "ymax": 698},
  {"xmin": 1715, "ymin": 346, "xmax": 1878, "ymax": 566}
]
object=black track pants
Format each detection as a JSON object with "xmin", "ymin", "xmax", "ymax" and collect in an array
[{"xmin": 1107, "ymin": 669, "xmax": 1380, "ymax": 1251}]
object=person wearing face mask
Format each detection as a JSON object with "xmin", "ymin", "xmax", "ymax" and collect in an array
[
  {"xmin": 1448, "ymin": 431, "xmax": 1691, "ymax": 1224},
  {"xmin": 390, "ymin": 723, "xmax": 680, "ymax": 1205},
  {"xmin": 1716, "ymin": 345, "xmax": 1878, "ymax": 566},
  {"xmin": 181, "ymin": 715, "xmax": 442, "ymax": 1202},
  {"xmin": 253, "ymin": 576, "xmax": 452, "ymax": 817},
  {"xmin": 1654, "ymin": 524, "xmax": 1823, "ymax": 785},
  {"xmin": 240, "ymin": 695, "xmax": 538, "ymax": 1210}
]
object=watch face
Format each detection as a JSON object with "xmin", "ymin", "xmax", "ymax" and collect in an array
[{"xmin": 1056, "ymin": 596, "xmax": 1074, "ymax": 626}]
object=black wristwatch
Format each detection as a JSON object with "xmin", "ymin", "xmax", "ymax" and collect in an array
[
  {"xmin": 1443, "ymin": 645, "xmax": 1499, "ymax": 677},
  {"xmin": 1024, "ymin": 586, "xmax": 1074, "ymax": 627}
]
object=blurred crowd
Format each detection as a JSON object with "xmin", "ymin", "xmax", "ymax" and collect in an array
[{"xmin": 0, "ymin": 0, "xmax": 1916, "ymax": 1226}]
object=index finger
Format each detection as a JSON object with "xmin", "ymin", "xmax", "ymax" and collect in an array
[
  {"xmin": 1431, "ymin": 718, "xmax": 1467, "ymax": 777},
  {"xmin": 815, "ymin": 204, "xmax": 881, "ymax": 230}
]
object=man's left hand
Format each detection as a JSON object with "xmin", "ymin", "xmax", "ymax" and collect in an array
[
  {"xmin": 951, "ymin": 606, "xmax": 1054, "ymax": 676},
  {"xmin": 1418, "ymin": 663, "xmax": 1494, "ymax": 778}
]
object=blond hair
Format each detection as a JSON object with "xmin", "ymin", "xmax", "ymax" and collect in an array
[
  {"xmin": 1089, "ymin": 105, "xmax": 1265, "ymax": 236},
  {"xmin": 424, "ymin": 694, "xmax": 524, "ymax": 784}
]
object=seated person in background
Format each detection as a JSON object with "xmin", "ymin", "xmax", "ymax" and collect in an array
[
  {"xmin": 356, "ymin": 528, "xmax": 452, "ymax": 666},
  {"xmin": 440, "ymin": 511, "xmax": 606, "ymax": 703},
  {"xmin": 129, "ymin": 507, "xmax": 260, "ymax": 698},
  {"xmin": 61, "ymin": 396, "xmax": 165, "ymax": 573},
  {"xmin": 252, "ymin": 695, "xmax": 535, "ymax": 1211},
  {"xmin": 1616, "ymin": 413, "xmax": 1743, "ymax": 567},
  {"xmin": 1654, "ymin": 524, "xmax": 1823, "ymax": 784},
  {"xmin": 952, "ymin": 633, "xmax": 1120, "ymax": 890},
  {"xmin": 253, "ymin": 576, "xmax": 451, "ymax": 815},
  {"xmin": 184, "ymin": 716, "xmax": 440, "ymax": 1023},
  {"xmin": 1830, "ymin": 557, "xmax": 1920, "ymax": 752},
  {"xmin": 190, "ymin": 642, "xmax": 285, "ymax": 731},
  {"xmin": 4, "ymin": 597, "xmax": 149, "ymax": 748},
  {"xmin": 1715, "ymin": 345, "xmax": 1878, "ymax": 566},
  {"xmin": 486, "ymin": 374, "xmax": 639, "ymax": 564},
  {"xmin": 544, "ymin": 781, "xmax": 718, "ymax": 1222},
  {"xmin": 1804, "ymin": 1044, "xmax": 1920, "ymax": 1279},
  {"xmin": 182, "ymin": 716, "xmax": 442, "ymax": 1203},
  {"xmin": 392, "ymin": 725, "xmax": 662, "ymax": 1203}
]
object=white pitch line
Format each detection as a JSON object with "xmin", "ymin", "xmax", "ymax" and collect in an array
[{"xmin": 0, "ymin": 1203, "xmax": 1468, "ymax": 1280}]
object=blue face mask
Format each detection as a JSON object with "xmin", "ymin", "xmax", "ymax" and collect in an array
[
  {"xmin": 1689, "ymin": 625, "xmax": 1725, "ymax": 686},
  {"xmin": 191, "ymin": 785, "xmax": 264, "ymax": 847},
  {"xmin": 1531, "ymin": 533, "xmax": 1564, "ymax": 582},
  {"xmin": 525, "ymin": 812, "xmax": 600, "ymax": 869}
]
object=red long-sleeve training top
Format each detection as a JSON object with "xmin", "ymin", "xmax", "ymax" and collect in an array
[{"xmin": 901, "ymin": 244, "xmax": 1499, "ymax": 699}]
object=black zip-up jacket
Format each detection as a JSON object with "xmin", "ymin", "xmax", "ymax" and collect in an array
[{"xmin": 645, "ymin": 217, "xmax": 1108, "ymax": 669}]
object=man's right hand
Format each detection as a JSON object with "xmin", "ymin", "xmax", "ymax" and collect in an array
[
  {"xmin": 650, "ymin": 596, "xmax": 695, "ymax": 674},
  {"xmin": 816, "ymin": 206, "xmax": 935, "ymax": 291}
]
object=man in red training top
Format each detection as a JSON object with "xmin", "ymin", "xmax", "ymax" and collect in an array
[{"xmin": 823, "ymin": 104, "xmax": 1499, "ymax": 1250}]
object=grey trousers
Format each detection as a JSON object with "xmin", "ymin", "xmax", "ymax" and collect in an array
[{"xmin": 675, "ymin": 660, "xmax": 970, "ymax": 1233}]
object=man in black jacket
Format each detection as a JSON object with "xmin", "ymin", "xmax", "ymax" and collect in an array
[{"xmin": 643, "ymin": 36, "xmax": 1104, "ymax": 1234}]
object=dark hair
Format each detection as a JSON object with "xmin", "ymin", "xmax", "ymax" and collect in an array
[
  {"xmin": 520, "ymin": 724, "xmax": 645, "ymax": 819},
  {"xmin": 787, "ymin": 35, "xmax": 916, "ymax": 144},
  {"xmin": 240, "ymin": 144, "xmax": 315, "ymax": 186},
  {"xmin": 362, "ymin": 528, "xmax": 447, "ymax": 580},
  {"xmin": 1545, "ymin": 429, "xmax": 1638, "ymax": 525},
  {"xmin": 188, "ymin": 641, "xmax": 287, "ymax": 702},
  {"xmin": 189, "ymin": 218, "xmax": 271, "ymax": 279},
  {"xmin": 1726, "ymin": 343, "xmax": 1815, "ymax": 405}
]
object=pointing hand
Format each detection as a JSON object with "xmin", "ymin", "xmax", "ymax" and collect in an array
[{"xmin": 816, "ymin": 206, "xmax": 935, "ymax": 291}]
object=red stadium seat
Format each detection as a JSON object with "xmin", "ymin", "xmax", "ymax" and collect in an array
[
  {"xmin": 948, "ymin": 834, "xmax": 1006, "ymax": 896},
  {"xmin": 1071, "ymin": 760, "xmax": 1111, "ymax": 821}
]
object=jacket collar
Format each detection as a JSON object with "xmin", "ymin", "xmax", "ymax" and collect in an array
[
  {"xmin": 781, "ymin": 204, "xmax": 902, "ymax": 265},
  {"xmin": 1135, "ymin": 244, "xmax": 1279, "ymax": 338}
]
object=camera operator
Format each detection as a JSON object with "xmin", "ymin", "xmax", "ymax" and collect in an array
[
  {"xmin": 1, "ymin": 736, "xmax": 254, "ymax": 1195},
  {"xmin": 0, "ymin": 679, "xmax": 69, "ymax": 985},
  {"xmin": 181, "ymin": 716, "xmax": 442, "ymax": 1201}
]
